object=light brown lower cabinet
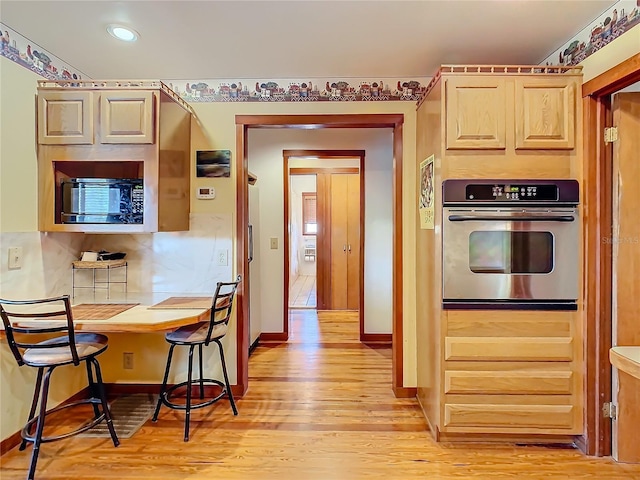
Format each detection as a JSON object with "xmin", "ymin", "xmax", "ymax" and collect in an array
[{"xmin": 439, "ymin": 310, "xmax": 583, "ymax": 435}]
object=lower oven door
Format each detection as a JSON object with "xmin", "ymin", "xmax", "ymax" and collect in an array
[{"xmin": 442, "ymin": 207, "xmax": 579, "ymax": 304}]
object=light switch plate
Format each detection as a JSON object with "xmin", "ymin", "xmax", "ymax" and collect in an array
[
  {"xmin": 8, "ymin": 247, "xmax": 23, "ymax": 269},
  {"xmin": 270, "ymin": 237, "xmax": 278, "ymax": 249}
]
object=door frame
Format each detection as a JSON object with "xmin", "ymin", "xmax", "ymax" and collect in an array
[
  {"xmin": 581, "ymin": 53, "xmax": 640, "ymax": 456},
  {"xmin": 234, "ymin": 114, "xmax": 409, "ymax": 398},
  {"xmin": 284, "ymin": 150, "xmax": 365, "ymax": 339}
]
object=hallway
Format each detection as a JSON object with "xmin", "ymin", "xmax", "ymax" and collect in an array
[
  {"xmin": 2, "ymin": 311, "xmax": 640, "ymax": 479},
  {"xmin": 288, "ymin": 275, "xmax": 316, "ymax": 308}
]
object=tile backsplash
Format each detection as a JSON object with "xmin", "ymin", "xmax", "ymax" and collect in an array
[{"xmin": 0, "ymin": 214, "xmax": 233, "ymax": 299}]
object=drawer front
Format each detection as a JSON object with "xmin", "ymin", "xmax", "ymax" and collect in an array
[
  {"xmin": 444, "ymin": 403, "xmax": 574, "ymax": 429},
  {"xmin": 445, "ymin": 370, "xmax": 573, "ymax": 395},
  {"xmin": 445, "ymin": 337, "xmax": 573, "ymax": 361}
]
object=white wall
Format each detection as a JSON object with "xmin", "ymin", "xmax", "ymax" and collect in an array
[
  {"xmin": 290, "ymin": 175, "xmax": 316, "ymax": 278},
  {"xmin": 248, "ymin": 128, "xmax": 393, "ymax": 334}
]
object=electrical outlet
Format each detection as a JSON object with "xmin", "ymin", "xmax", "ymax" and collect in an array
[
  {"xmin": 8, "ymin": 247, "xmax": 23, "ymax": 269},
  {"xmin": 123, "ymin": 352, "xmax": 134, "ymax": 370},
  {"xmin": 216, "ymin": 249, "xmax": 228, "ymax": 266}
]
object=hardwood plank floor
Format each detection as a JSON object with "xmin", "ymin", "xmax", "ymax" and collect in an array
[
  {"xmin": 288, "ymin": 275, "xmax": 316, "ymax": 308},
  {"xmin": 2, "ymin": 310, "xmax": 640, "ymax": 479}
]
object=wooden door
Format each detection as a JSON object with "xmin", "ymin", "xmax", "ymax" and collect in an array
[
  {"xmin": 329, "ymin": 173, "xmax": 360, "ymax": 310},
  {"xmin": 611, "ymin": 92, "xmax": 640, "ymax": 463},
  {"xmin": 37, "ymin": 90, "xmax": 93, "ymax": 144}
]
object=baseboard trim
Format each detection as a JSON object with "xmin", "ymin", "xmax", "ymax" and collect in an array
[
  {"xmin": 393, "ymin": 386, "xmax": 417, "ymax": 398},
  {"xmin": 438, "ymin": 432, "xmax": 577, "ymax": 446},
  {"xmin": 260, "ymin": 332, "xmax": 288, "ymax": 342},
  {"xmin": 573, "ymin": 434, "xmax": 588, "ymax": 454},
  {"xmin": 1, "ymin": 387, "xmax": 90, "ymax": 455},
  {"xmin": 361, "ymin": 333, "xmax": 392, "ymax": 344}
]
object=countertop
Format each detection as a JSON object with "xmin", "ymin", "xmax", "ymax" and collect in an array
[
  {"xmin": 0, "ymin": 292, "xmax": 214, "ymax": 336},
  {"xmin": 610, "ymin": 346, "xmax": 640, "ymax": 381}
]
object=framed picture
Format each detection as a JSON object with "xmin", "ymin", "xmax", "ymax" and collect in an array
[{"xmin": 196, "ymin": 150, "xmax": 231, "ymax": 178}]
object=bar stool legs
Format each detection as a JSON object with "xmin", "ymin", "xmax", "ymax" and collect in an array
[
  {"xmin": 20, "ymin": 360, "xmax": 118, "ymax": 480},
  {"xmin": 216, "ymin": 339, "xmax": 238, "ymax": 415},
  {"xmin": 19, "ymin": 368, "xmax": 43, "ymax": 452},
  {"xmin": 152, "ymin": 344, "xmax": 175, "ymax": 423},
  {"xmin": 153, "ymin": 340, "xmax": 238, "ymax": 442}
]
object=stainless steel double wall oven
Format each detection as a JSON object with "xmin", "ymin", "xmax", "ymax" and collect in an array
[{"xmin": 442, "ymin": 179, "xmax": 580, "ymax": 310}]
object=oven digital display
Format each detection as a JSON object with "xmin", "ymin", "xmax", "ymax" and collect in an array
[{"xmin": 466, "ymin": 184, "xmax": 558, "ymax": 201}]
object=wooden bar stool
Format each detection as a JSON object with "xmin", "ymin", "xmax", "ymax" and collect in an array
[
  {"xmin": 0, "ymin": 295, "xmax": 119, "ymax": 480},
  {"xmin": 152, "ymin": 276, "xmax": 241, "ymax": 441}
]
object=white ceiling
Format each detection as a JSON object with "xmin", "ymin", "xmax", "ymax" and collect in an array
[{"xmin": 1, "ymin": 0, "xmax": 616, "ymax": 81}]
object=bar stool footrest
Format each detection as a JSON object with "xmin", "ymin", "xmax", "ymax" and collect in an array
[
  {"xmin": 21, "ymin": 398, "xmax": 107, "ymax": 444},
  {"xmin": 160, "ymin": 379, "xmax": 229, "ymax": 411}
]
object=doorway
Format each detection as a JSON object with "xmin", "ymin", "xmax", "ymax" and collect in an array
[
  {"xmin": 284, "ymin": 150, "xmax": 365, "ymax": 330},
  {"xmin": 582, "ymin": 53, "xmax": 640, "ymax": 457},
  {"xmin": 234, "ymin": 114, "xmax": 406, "ymax": 399}
]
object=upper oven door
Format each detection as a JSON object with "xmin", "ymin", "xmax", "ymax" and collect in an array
[{"xmin": 442, "ymin": 207, "xmax": 579, "ymax": 302}]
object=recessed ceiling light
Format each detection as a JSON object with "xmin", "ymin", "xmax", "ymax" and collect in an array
[{"xmin": 107, "ymin": 24, "xmax": 138, "ymax": 42}]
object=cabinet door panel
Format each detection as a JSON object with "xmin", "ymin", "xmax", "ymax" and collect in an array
[
  {"xmin": 444, "ymin": 403, "xmax": 574, "ymax": 429},
  {"xmin": 100, "ymin": 91, "xmax": 154, "ymax": 144},
  {"xmin": 38, "ymin": 91, "xmax": 93, "ymax": 144},
  {"xmin": 445, "ymin": 78, "xmax": 506, "ymax": 149},
  {"xmin": 515, "ymin": 78, "xmax": 575, "ymax": 149}
]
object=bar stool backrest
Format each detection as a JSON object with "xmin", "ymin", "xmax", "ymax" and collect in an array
[
  {"xmin": 0, "ymin": 295, "xmax": 80, "ymax": 366},
  {"xmin": 205, "ymin": 275, "xmax": 241, "ymax": 346}
]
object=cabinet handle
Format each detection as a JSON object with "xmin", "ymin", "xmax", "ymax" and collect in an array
[
  {"xmin": 348, "ymin": 244, "xmax": 351, "ymax": 253},
  {"xmin": 343, "ymin": 244, "xmax": 346, "ymax": 252}
]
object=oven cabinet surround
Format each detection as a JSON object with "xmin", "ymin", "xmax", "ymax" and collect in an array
[
  {"xmin": 36, "ymin": 81, "xmax": 192, "ymax": 233},
  {"xmin": 415, "ymin": 65, "xmax": 583, "ymax": 442}
]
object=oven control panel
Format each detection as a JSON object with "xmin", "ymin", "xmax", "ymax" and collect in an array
[{"xmin": 466, "ymin": 184, "xmax": 558, "ymax": 201}]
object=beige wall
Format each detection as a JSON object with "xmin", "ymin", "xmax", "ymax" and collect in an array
[
  {"xmin": 0, "ymin": 57, "xmax": 39, "ymax": 232},
  {"xmin": 580, "ymin": 27, "xmax": 640, "ymax": 82}
]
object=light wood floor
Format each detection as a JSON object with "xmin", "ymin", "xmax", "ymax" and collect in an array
[
  {"xmin": 288, "ymin": 274, "xmax": 316, "ymax": 308},
  {"xmin": 2, "ymin": 310, "xmax": 640, "ymax": 479}
]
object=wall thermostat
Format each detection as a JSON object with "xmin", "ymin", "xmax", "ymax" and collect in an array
[{"xmin": 196, "ymin": 186, "xmax": 216, "ymax": 199}]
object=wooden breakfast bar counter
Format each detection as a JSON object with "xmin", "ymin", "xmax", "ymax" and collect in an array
[{"xmin": 0, "ymin": 293, "xmax": 214, "ymax": 337}]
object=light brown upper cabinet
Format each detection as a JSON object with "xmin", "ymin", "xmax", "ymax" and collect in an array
[
  {"xmin": 38, "ymin": 90, "xmax": 154, "ymax": 145},
  {"xmin": 444, "ymin": 71, "xmax": 577, "ymax": 151},
  {"xmin": 37, "ymin": 90, "xmax": 94, "ymax": 144},
  {"xmin": 445, "ymin": 77, "xmax": 506, "ymax": 150},
  {"xmin": 100, "ymin": 90, "xmax": 154, "ymax": 144},
  {"xmin": 514, "ymin": 77, "xmax": 576, "ymax": 150}
]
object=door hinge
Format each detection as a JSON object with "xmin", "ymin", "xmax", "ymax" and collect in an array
[
  {"xmin": 604, "ymin": 127, "xmax": 618, "ymax": 145},
  {"xmin": 602, "ymin": 402, "xmax": 617, "ymax": 420}
]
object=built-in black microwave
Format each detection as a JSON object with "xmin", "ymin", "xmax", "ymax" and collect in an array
[{"xmin": 61, "ymin": 178, "xmax": 143, "ymax": 224}]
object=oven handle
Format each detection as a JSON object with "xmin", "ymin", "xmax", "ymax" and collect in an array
[{"xmin": 448, "ymin": 214, "xmax": 575, "ymax": 222}]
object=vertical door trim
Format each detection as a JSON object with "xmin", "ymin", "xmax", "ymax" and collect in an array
[
  {"xmin": 235, "ymin": 114, "xmax": 405, "ymax": 398},
  {"xmin": 580, "ymin": 53, "xmax": 640, "ymax": 456}
]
